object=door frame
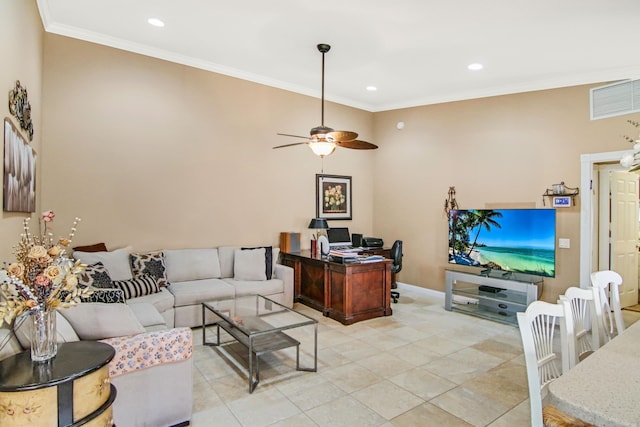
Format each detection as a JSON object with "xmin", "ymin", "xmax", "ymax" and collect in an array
[{"xmin": 580, "ymin": 150, "xmax": 629, "ymax": 288}]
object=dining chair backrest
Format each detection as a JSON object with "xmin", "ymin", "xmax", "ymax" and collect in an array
[
  {"xmin": 559, "ymin": 286, "xmax": 602, "ymax": 367},
  {"xmin": 517, "ymin": 300, "xmax": 574, "ymax": 427},
  {"xmin": 590, "ymin": 270, "xmax": 625, "ymax": 343}
]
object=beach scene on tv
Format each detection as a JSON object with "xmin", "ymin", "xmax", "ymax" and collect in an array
[{"xmin": 448, "ymin": 209, "xmax": 556, "ymax": 278}]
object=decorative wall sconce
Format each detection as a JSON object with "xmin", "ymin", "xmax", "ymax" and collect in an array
[
  {"xmin": 8, "ymin": 80, "xmax": 33, "ymax": 141},
  {"xmin": 542, "ymin": 181, "xmax": 579, "ymax": 207},
  {"xmin": 444, "ymin": 186, "xmax": 459, "ymax": 217}
]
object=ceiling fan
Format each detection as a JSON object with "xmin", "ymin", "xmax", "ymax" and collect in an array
[{"xmin": 273, "ymin": 44, "xmax": 378, "ymax": 158}]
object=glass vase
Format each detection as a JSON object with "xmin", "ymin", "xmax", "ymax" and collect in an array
[{"xmin": 30, "ymin": 309, "xmax": 57, "ymax": 362}]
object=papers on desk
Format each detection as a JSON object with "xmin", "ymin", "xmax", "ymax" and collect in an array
[
  {"xmin": 329, "ymin": 250, "xmax": 386, "ymax": 264},
  {"xmin": 358, "ymin": 255, "xmax": 385, "ymax": 263}
]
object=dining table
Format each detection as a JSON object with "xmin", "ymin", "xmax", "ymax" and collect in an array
[{"xmin": 547, "ymin": 319, "xmax": 640, "ymax": 426}]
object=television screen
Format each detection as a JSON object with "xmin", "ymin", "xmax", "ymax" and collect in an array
[{"xmin": 448, "ymin": 208, "xmax": 556, "ymax": 278}]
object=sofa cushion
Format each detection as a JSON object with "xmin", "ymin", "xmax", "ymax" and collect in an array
[
  {"xmin": 164, "ymin": 249, "xmax": 221, "ymax": 282},
  {"xmin": 113, "ymin": 274, "xmax": 161, "ymax": 299},
  {"xmin": 223, "ymin": 278, "xmax": 285, "ymax": 297},
  {"xmin": 60, "ymin": 303, "xmax": 146, "ymax": 340},
  {"xmin": 241, "ymin": 246, "xmax": 274, "ymax": 279},
  {"xmin": 126, "ymin": 287, "xmax": 175, "ymax": 315},
  {"xmin": 167, "ymin": 279, "xmax": 235, "ymax": 307},
  {"xmin": 234, "ymin": 248, "xmax": 267, "ymax": 281},
  {"xmin": 78, "ymin": 262, "xmax": 113, "ymax": 288},
  {"xmin": 217, "ymin": 246, "xmax": 236, "ymax": 279},
  {"xmin": 73, "ymin": 247, "xmax": 133, "ymax": 281},
  {"xmin": 130, "ymin": 251, "xmax": 169, "ymax": 287},
  {"xmin": 14, "ymin": 311, "xmax": 80, "ymax": 349},
  {"xmin": 127, "ymin": 303, "xmax": 167, "ymax": 330}
]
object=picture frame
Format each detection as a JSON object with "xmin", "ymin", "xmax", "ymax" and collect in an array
[
  {"xmin": 316, "ymin": 174, "xmax": 352, "ymax": 220},
  {"xmin": 3, "ymin": 118, "xmax": 36, "ymax": 212}
]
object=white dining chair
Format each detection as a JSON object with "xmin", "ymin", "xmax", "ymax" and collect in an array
[
  {"xmin": 590, "ymin": 270, "xmax": 625, "ymax": 343},
  {"xmin": 517, "ymin": 300, "xmax": 575, "ymax": 427},
  {"xmin": 559, "ymin": 287, "xmax": 602, "ymax": 367}
]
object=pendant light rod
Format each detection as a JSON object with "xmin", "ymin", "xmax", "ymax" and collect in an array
[{"xmin": 317, "ymin": 44, "xmax": 331, "ymax": 127}]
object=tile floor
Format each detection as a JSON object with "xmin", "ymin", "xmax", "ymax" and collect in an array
[{"xmin": 189, "ymin": 285, "xmax": 640, "ymax": 427}]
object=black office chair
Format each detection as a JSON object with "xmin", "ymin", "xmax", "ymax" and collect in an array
[{"xmin": 390, "ymin": 240, "xmax": 403, "ymax": 303}]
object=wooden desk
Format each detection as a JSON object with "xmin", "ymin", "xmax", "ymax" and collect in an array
[
  {"xmin": 547, "ymin": 320, "xmax": 640, "ymax": 426},
  {"xmin": 280, "ymin": 250, "xmax": 392, "ymax": 325}
]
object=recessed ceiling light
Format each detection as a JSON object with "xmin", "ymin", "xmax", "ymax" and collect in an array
[
  {"xmin": 147, "ymin": 18, "xmax": 165, "ymax": 27},
  {"xmin": 468, "ymin": 63, "xmax": 483, "ymax": 71},
  {"xmin": 366, "ymin": 86, "xmax": 377, "ymax": 91}
]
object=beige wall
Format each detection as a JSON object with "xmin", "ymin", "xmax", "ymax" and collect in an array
[
  {"xmin": 41, "ymin": 34, "xmax": 376, "ymax": 252},
  {"xmin": 4, "ymin": 5, "xmax": 640, "ymax": 303},
  {"xmin": 0, "ymin": 0, "xmax": 43, "ymax": 261},
  {"xmin": 374, "ymin": 88, "xmax": 640, "ymax": 302}
]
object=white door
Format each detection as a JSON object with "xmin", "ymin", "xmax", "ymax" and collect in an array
[{"xmin": 600, "ymin": 169, "xmax": 639, "ymax": 307}]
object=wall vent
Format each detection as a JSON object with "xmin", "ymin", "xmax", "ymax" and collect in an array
[{"xmin": 590, "ymin": 79, "xmax": 640, "ymax": 120}]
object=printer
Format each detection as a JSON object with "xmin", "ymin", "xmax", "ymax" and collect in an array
[{"xmin": 362, "ymin": 237, "xmax": 384, "ymax": 248}]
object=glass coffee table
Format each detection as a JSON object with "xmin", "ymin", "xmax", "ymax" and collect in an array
[{"xmin": 202, "ymin": 295, "xmax": 318, "ymax": 392}]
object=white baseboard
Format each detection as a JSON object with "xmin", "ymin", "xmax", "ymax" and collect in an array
[{"xmin": 396, "ymin": 282, "xmax": 445, "ymax": 299}]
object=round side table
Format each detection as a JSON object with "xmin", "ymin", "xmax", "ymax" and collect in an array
[{"xmin": 0, "ymin": 341, "xmax": 116, "ymax": 427}]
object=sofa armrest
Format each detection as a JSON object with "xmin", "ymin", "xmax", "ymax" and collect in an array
[
  {"xmin": 274, "ymin": 263, "xmax": 294, "ymax": 308},
  {"xmin": 100, "ymin": 327, "xmax": 193, "ymax": 378}
]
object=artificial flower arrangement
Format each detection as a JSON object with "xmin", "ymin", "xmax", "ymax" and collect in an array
[
  {"xmin": 620, "ymin": 120, "xmax": 640, "ymax": 171},
  {"xmin": 324, "ymin": 184, "xmax": 346, "ymax": 212},
  {"xmin": 0, "ymin": 211, "xmax": 92, "ymax": 325}
]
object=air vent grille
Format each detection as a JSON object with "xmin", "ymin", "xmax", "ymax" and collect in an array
[{"xmin": 590, "ymin": 79, "xmax": 640, "ymax": 120}]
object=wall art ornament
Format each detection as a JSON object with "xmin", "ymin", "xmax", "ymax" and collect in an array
[
  {"xmin": 4, "ymin": 118, "xmax": 36, "ymax": 212},
  {"xmin": 8, "ymin": 80, "xmax": 33, "ymax": 141}
]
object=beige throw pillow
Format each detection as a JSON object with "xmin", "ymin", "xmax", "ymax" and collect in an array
[
  {"xmin": 73, "ymin": 247, "xmax": 133, "ymax": 281},
  {"xmin": 234, "ymin": 248, "xmax": 267, "ymax": 281}
]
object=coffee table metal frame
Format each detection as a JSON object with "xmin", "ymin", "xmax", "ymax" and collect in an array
[{"xmin": 202, "ymin": 295, "xmax": 318, "ymax": 393}]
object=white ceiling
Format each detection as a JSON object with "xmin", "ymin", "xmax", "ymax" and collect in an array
[{"xmin": 37, "ymin": 0, "xmax": 640, "ymax": 112}]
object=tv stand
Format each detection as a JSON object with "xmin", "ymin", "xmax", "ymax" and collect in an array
[{"xmin": 445, "ymin": 270, "xmax": 540, "ymax": 326}]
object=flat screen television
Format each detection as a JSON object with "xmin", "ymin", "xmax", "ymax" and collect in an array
[{"xmin": 448, "ymin": 208, "xmax": 556, "ymax": 278}]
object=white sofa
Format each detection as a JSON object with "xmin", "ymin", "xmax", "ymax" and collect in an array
[
  {"xmin": 72, "ymin": 246, "xmax": 294, "ymax": 329},
  {"xmin": 0, "ymin": 245, "xmax": 292, "ymax": 426}
]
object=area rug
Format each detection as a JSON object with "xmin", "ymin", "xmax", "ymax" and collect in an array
[{"xmin": 623, "ymin": 304, "xmax": 640, "ymax": 312}]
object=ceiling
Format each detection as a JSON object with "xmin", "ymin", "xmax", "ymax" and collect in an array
[{"xmin": 37, "ymin": 0, "xmax": 640, "ymax": 112}]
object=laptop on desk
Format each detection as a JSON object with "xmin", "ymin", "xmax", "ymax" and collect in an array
[{"xmin": 327, "ymin": 227, "xmax": 355, "ymax": 250}]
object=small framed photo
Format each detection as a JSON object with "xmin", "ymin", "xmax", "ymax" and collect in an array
[
  {"xmin": 553, "ymin": 196, "xmax": 571, "ymax": 208},
  {"xmin": 316, "ymin": 174, "xmax": 352, "ymax": 220}
]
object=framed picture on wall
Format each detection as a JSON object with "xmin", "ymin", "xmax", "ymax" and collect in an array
[
  {"xmin": 316, "ymin": 174, "xmax": 352, "ymax": 220},
  {"xmin": 3, "ymin": 118, "xmax": 36, "ymax": 212}
]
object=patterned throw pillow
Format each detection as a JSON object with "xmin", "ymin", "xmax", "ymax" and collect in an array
[
  {"xmin": 81, "ymin": 288, "xmax": 126, "ymax": 304},
  {"xmin": 78, "ymin": 262, "xmax": 113, "ymax": 288},
  {"xmin": 130, "ymin": 252, "xmax": 168, "ymax": 287},
  {"xmin": 112, "ymin": 274, "xmax": 161, "ymax": 300}
]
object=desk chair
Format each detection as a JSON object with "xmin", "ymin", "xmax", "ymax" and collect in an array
[
  {"xmin": 590, "ymin": 270, "xmax": 625, "ymax": 344},
  {"xmin": 390, "ymin": 240, "xmax": 403, "ymax": 303},
  {"xmin": 517, "ymin": 300, "xmax": 586, "ymax": 427}
]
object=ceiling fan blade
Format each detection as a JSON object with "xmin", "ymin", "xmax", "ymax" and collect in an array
[
  {"xmin": 272, "ymin": 142, "xmax": 309, "ymax": 149},
  {"xmin": 277, "ymin": 133, "xmax": 310, "ymax": 139},
  {"xmin": 327, "ymin": 130, "xmax": 358, "ymax": 142},
  {"xmin": 335, "ymin": 139, "xmax": 378, "ymax": 150}
]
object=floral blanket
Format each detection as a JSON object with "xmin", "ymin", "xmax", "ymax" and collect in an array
[{"xmin": 100, "ymin": 327, "xmax": 193, "ymax": 378}]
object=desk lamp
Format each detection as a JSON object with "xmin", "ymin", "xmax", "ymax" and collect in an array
[{"xmin": 308, "ymin": 218, "xmax": 329, "ymax": 256}]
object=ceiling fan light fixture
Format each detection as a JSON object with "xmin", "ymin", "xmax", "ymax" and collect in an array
[{"xmin": 309, "ymin": 141, "xmax": 336, "ymax": 157}]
